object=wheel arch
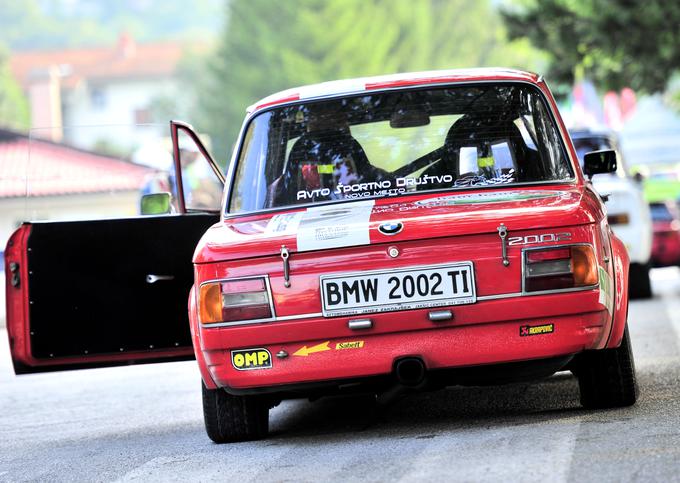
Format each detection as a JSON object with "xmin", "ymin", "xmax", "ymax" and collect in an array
[{"xmin": 606, "ymin": 233, "xmax": 630, "ymax": 348}]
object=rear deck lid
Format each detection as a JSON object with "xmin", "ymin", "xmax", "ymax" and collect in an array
[{"xmin": 196, "ymin": 186, "xmax": 594, "ymax": 263}]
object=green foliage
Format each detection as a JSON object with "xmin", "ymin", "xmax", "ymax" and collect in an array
[
  {"xmin": 502, "ymin": 0, "xmax": 680, "ymax": 93},
  {"xmin": 0, "ymin": 45, "xmax": 30, "ymax": 130},
  {"xmin": 200, "ymin": 0, "xmax": 547, "ymax": 159},
  {"xmin": 0, "ymin": 0, "xmax": 221, "ymax": 50}
]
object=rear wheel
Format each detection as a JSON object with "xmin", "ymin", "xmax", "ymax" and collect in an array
[
  {"xmin": 575, "ymin": 325, "xmax": 639, "ymax": 409},
  {"xmin": 202, "ymin": 382, "xmax": 269, "ymax": 443},
  {"xmin": 629, "ymin": 262, "xmax": 652, "ymax": 299}
]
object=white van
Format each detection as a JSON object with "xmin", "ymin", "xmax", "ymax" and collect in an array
[{"xmin": 570, "ymin": 129, "xmax": 653, "ymax": 298}]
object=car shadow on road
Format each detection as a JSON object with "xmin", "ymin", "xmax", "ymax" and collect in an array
[{"xmin": 267, "ymin": 372, "xmax": 589, "ymax": 441}]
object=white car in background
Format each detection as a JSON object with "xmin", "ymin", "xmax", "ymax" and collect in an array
[{"xmin": 570, "ymin": 129, "xmax": 653, "ymax": 298}]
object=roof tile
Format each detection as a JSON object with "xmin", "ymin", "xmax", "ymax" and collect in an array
[{"xmin": 0, "ymin": 135, "xmax": 152, "ymax": 198}]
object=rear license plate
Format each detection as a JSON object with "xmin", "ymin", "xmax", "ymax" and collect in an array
[{"xmin": 320, "ymin": 262, "xmax": 476, "ymax": 317}]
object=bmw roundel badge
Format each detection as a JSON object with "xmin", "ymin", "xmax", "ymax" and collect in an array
[{"xmin": 378, "ymin": 221, "xmax": 404, "ymax": 235}]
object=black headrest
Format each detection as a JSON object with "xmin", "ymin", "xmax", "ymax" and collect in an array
[
  {"xmin": 288, "ymin": 129, "xmax": 369, "ymax": 170},
  {"xmin": 445, "ymin": 115, "xmax": 523, "ymax": 149}
]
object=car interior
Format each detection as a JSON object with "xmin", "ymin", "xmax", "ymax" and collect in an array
[{"xmin": 234, "ymin": 84, "xmax": 573, "ymax": 212}]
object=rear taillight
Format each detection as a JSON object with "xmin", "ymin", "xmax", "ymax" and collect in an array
[
  {"xmin": 199, "ymin": 277, "xmax": 272, "ymax": 325},
  {"xmin": 524, "ymin": 245, "xmax": 598, "ymax": 293},
  {"xmin": 607, "ymin": 213, "xmax": 629, "ymax": 225}
]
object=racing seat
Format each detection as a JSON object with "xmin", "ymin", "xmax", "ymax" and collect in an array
[
  {"xmin": 268, "ymin": 129, "xmax": 384, "ymax": 206},
  {"xmin": 422, "ymin": 115, "xmax": 538, "ymax": 188}
]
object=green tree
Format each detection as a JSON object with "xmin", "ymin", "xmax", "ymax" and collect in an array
[
  {"xmin": 0, "ymin": 0, "xmax": 221, "ymax": 50},
  {"xmin": 0, "ymin": 45, "xmax": 30, "ymax": 130},
  {"xmin": 199, "ymin": 0, "xmax": 546, "ymax": 159},
  {"xmin": 502, "ymin": 0, "xmax": 680, "ymax": 93}
]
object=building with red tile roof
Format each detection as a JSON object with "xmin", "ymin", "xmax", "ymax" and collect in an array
[
  {"xmin": 0, "ymin": 129, "xmax": 151, "ymax": 198},
  {"xmin": 10, "ymin": 33, "xmax": 184, "ymax": 89},
  {"xmin": 0, "ymin": 128, "xmax": 154, "ymax": 267},
  {"xmin": 9, "ymin": 34, "xmax": 194, "ymax": 150}
]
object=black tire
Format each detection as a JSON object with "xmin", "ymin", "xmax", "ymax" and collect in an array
[
  {"xmin": 202, "ymin": 382, "xmax": 269, "ymax": 443},
  {"xmin": 629, "ymin": 262, "xmax": 652, "ymax": 299},
  {"xmin": 576, "ymin": 325, "xmax": 639, "ymax": 409}
]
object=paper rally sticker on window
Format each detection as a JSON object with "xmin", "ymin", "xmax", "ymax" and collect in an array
[{"xmin": 231, "ymin": 348, "xmax": 272, "ymax": 370}]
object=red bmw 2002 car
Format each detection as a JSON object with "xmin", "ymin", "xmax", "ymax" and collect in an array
[{"xmin": 5, "ymin": 69, "xmax": 637, "ymax": 443}]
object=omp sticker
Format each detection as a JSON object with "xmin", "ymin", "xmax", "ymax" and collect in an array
[
  {"xmin": 520, "ymin": 323, "xmax": 554, "ymax": 336},
  {"xmin": 297, "ymin": 200, "xmax": 374, "ymax": 252},
  {"xmin": 598, "ymin": 266, "xmax": 614, "ymax": 315},
  {"xmin": 231, "ymin": 348, "xmax": 272, "ymax": 370},
  {"xmin": 335, "ymin": 341, "xmax": 365, "ymax": 350},
  {"xmin": 415, "ymin": 190, "xmax": 566, "ymax": 206}
]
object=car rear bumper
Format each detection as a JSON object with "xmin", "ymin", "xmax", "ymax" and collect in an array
[{"xmin": 199, "ymin": 289, "xmax": 610, "ymax": 392}]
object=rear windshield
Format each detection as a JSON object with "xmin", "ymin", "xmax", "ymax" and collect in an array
[{"xmin": 229, "ymin": 83, "xmax": 573, "ymax": 213}]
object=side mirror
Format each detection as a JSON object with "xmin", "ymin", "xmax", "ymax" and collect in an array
[
  {"xmin": 141, "ymin": 192, "xmax": 172, "ymax": 215},
  {"xmin": 583, "ymin": 149, "xmax": 617, "ymax": 179}
]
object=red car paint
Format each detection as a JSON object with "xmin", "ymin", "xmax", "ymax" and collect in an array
[
  {"xmin": 5, "ymin": 69, "xmax": 630, "ymax": 403},
  {"xmin": 652, "ymin": 223, "xmax": 680, "ymax": 267},
  {"xmin": 190, "ymin": 184, "xmax": 627, "ymax": 391},
  {"xmin": 650, "ymin": 202, "xmax": 680, "ymax": 267}
]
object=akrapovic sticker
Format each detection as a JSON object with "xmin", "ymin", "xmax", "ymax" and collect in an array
[
  {"xmin": 231, "ymin": 348, "xmax": 272, "ymax": 370},
  {"xmin": 520, "ymin": 323, "xmax": 554, "ymax": 336}
]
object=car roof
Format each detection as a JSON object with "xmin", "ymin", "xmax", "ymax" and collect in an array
[{"xmin": 248, "ymin": 68, "xmax": 542, "ymax": 113}]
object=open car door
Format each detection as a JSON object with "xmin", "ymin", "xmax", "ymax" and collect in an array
[{"xmin": 4, "ymin": 122, "xmax": 223, "ymax": 374}]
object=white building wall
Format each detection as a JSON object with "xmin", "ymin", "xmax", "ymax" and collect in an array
[{"xmin": 60, "ymin": 78, "xmax": 178, "ymax": 152}]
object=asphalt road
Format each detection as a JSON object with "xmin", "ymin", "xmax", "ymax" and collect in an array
[{"xmin": 2, "ymin": 270, "xmax": 680, "ymax": 482}]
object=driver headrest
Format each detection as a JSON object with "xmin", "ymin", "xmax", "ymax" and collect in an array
[{"xmin": 445, "ymin": 115, "xmax": 522, "ymax": 149}]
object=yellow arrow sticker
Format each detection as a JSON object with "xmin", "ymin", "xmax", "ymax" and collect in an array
[{"xmin": 293, "ymin": 341, "xmax": 331, "ymax": 357}]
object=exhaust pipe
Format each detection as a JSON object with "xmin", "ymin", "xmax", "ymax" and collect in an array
[
  {"xmin": 394, "ymin": 357, "xmax": 426, "ymax": 387},
  {"xmin": 377, "ymin": 358, "xmax": 427, "ymax": 407}
]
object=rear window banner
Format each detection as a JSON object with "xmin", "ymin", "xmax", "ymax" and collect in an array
[{"xmin": 296, "ymin": 175, "xmax": 458, "ymax": 201}]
